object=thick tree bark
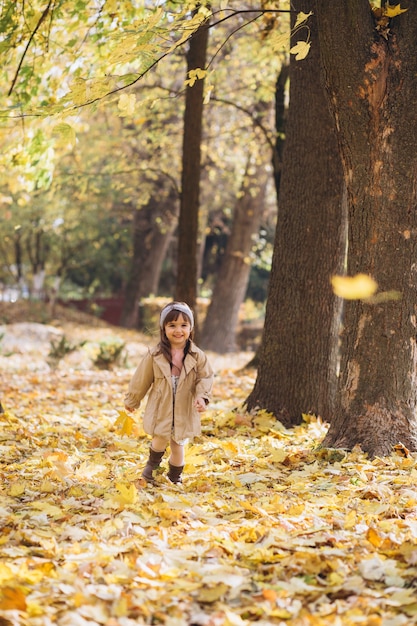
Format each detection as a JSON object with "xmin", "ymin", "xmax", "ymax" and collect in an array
[
  {"xmin": 200, "ymin": 154, "xmax": 269, "ymax": 353},
  {"xmin": 175, "ymin": 13, "xmax": 210, "ymax": 317},
  {"xmin": 245, "ymin": 0, "xmax": 345, "ymax": 426},
  {"xmin": 272, "ymin": 61, "xmax": 289, "ymax": 199},
  {"xmin": 315, "ymin": 0, "xmax": 417, "ymax": 456}
]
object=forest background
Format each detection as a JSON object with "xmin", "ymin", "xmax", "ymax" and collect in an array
[
  {"xmin": 2, "ymin": 0, "xmax": 417, "ymax": 457},
  {"xmin": 2, "ymin": 1, "xmax": 417, "ymax": 624},
  {"xmin": 0, "ymin": 0, "xmax": 282, "ymax": 350}
]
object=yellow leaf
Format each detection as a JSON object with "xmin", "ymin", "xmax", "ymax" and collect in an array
[
  {"xmin": 9, "ymin": 482, "xmax": 25, "ymax": 497},
  {"xmin": 197, "ymin": 582, "xmax": 229, "ymax": 603},
  {"xmin": 0, "ymin": 587, "xmax": 27, "ymax": 611},
  {"xmin": 269, "ymin": 448, "xmax": 287, "ymax": 463},
  {"xmin": 118, "ymin": 93, "xmax": 136, "ymax": 117},
  {"xmin": 75, "ymin": 461, "xmax": 109, "ymax": 480},
  {"xmin": 31, "ymin": 501, "xmax": 63, "ymax": 517},
  {"xmin": 331, "ymin": 273, "xmax": 378, "ymax": 299},
  {"xmin": 344, "ymin": 509, "xmax": 357, "ymax": 529},
  {"xmin": 328, "ymin": 571, "xmax": 345, "ymax": 586},
  {"xmin": 159, "ymin": 507, "xmax": 183, "ymax": 521},
  {"xmin": 40, "ymin": 479, "xmax": 56, "ymax": 493},
  {"xmin": 115, "ymin": 409, "xmax": 135, "ymax": 436},
  {"xmin": 185, "ymin": 67, "xmax": 207, "ymax": 87},
  {"xmin": 52, "ymin": 123, "xmax": 76, "ymax": 148},
  {"xmin": 26, "ymin": 601, "xmax": 44, "ymax": 617},
  {"xmin": 115, "ymin": 482, "xmax": 138, "ymax": 505},
  {"xmin": 294, "ymin": 11, "xmax": 313, "ymax": 28},
  {"xmin": 367, "ymin": 526, "xmax": 384, "ymax": 547},
  {"xmin": 0, "ymin": 563, "xmax": 14, "ymax": 585},
  {"xmin": 289, "ymin": 40, "xmax": 311, "ymax": 60},
  {"xmin": 384, "ymin": 3, "xmax": 408, "ymax": 17}
]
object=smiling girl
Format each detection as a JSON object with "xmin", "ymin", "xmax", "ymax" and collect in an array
[{"xmin": 124, "ymin": 302, "xmax": 213, "ymax": 484}]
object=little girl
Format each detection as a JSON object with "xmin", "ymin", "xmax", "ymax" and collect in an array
[{"xmin": 124, "ymin": 302, "xmax": 213, "ymax": 484}]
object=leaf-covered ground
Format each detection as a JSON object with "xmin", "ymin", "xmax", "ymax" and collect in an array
[{"xmin": 1, "ymin": 320, "xmax": 417, "ymax": 626}]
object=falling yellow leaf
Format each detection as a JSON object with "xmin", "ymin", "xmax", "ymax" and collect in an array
[
  {"xmin": 115, "ymin": 409, "xmax": 135, "ymax": 436},
  {"xmin": 331, "ymin": 273, "xmax": 378, "ymax": 299}
]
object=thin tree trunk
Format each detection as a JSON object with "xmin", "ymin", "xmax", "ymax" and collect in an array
[
  {"xmin": 272, "ymin": 61, "xmax": 289, "ymax": 199},
  {"xmin": 121, "ymin": 186, "xmax": 178, "ymax": 328},
  {"xmin": 175, "ymin": 11, "xmax": 210, "ymax": 320},
  {"xmin": 315, "ymin": 0, "xmax": 417, "ymax": 456},
  {"xmin": 201, "ymin": 155, "xmax": 269, "ymax": 353},
  {"xmin": 245, "ymin": 0, "xmax": 345, "ymax": 426},
  {"xmin": 243, "ymin": 62, "xmax": 289, "ymax": 371}
]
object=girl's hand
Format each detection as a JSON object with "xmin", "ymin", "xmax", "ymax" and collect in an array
[
  {"xmin": 194, "ymin": 397, "xmax": 207, "ymax": 413},
  {"xmin": 124, "ymin": 405, "xmax": 134, "ymax": 413}
]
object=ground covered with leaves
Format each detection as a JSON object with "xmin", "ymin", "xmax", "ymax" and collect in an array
[{"xmin": 1, "ymin": 314, "xmax": 417, "ymax": 626}]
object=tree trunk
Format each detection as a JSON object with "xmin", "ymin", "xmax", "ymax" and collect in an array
[
  {"xmin": 242, "ymin": 62, "xmax": 289, "ymax": 371},
  {"xmin": 272, "ymin": 61, "xmax": 289, "ymax": 199},
  {"xmin": 175, "ymin": 12, "xmax": 210, "ymax": 319},
  {"xmin": 315, "ymin": 0, "xmax": 417, "ymax": 456},
  {"xmin": 245, "ymin": 0, "xmax": 345, "ymax": 426},
  {"xmin": 200, "ymin": 154, "xmax": 269, "ymax": 353},
  {"xmin": 121, "ymin": 186, "xmax": 178, "ymax": 328}
]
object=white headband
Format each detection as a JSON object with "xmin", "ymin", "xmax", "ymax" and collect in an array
[{"xmin": 160, "ymin": 303, "xmax": 194, "ymax": 330}]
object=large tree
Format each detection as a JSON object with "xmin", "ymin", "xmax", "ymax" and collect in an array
[
  {"xmin": 175, "ymin": 11, "xmax": 210, "ymax": 314},
  {"xmin": 315, "ymin": 0, "xmax": 417, "ymax": 456},
  {"xmin": 245, "ymin": 0, "xmax": 345, "ymax": 425}
]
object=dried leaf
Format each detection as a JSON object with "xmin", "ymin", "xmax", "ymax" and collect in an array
[
  {"xmin": 115, "ymin": 409, "xmax": 135, "ymax": 436},
  {"xmin": 331, "ymin": 273, "xmax": 378, "ymax": 299},
  {"xmin": 289, "ymin": 40, "xmax": 311, "ymax": 60}
]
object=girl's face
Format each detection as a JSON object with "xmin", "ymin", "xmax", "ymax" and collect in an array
[{"xmin": 164, "ymin": 313, "xmax": 191, "ymax": 348}]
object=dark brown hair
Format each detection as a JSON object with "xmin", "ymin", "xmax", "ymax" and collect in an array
[{"xmin": 157, "ymin": 307, "xmax": 193, "ymax": 364}]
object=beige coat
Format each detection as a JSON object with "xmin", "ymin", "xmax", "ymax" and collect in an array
[{"xmin": 124, "ymin": 341, "xmax": 213, "ymax": 442}]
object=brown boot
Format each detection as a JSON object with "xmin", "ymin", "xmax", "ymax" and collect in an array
[
  {"xmin": 142, "ymin": 447, "xmax": 165, "ymax": 482},
  {"xmin": 167, "ymin": 462, "xmax": 184, "ymax": 484}
]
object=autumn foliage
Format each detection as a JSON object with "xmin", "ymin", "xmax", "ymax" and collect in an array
[{"xmin": 1, "ymin": 320, "xmax": 417, "ymax": 625}]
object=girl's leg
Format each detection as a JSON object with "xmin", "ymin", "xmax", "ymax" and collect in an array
[
  {"xmin": 168, "ymin": 438, "xmax": 185, "ymax": 484},
  {"xmin": 169, "ymin": 438, "xmax": 185, "ymax": 466},
  {"xmin": 151, "ymin": 436, "xmax": 169, "ymax": 453},
  {"xmin": 142, "ymin": 436, "xmax": 168, "ymax": 482}
]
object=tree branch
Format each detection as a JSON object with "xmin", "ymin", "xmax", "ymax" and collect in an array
[
  {"xmin": 7, "ymin": 6, "xmax": 296, "ymax": 113},
  {"xmin": 8, "ymin": 0, "xmax": 55, "ymax": 96}
]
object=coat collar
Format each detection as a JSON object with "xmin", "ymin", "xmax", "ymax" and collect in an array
[{"xmin": 153, "ymin": 344, "xmax": 197, "ymax": 379}]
